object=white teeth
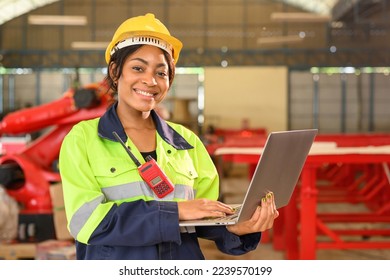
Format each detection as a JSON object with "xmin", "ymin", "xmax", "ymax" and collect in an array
[{"xmin": 136, "ymin": 89, "xmax": 154, "ymax": 97}]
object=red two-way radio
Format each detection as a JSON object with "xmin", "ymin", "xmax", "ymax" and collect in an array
[{"xmin": 112, "ymin": 131, "xmax": 174, "ymax": 198}]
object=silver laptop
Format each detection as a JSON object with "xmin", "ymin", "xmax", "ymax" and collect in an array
[{"xmin": 179, "ymin": 129, "xmax": 318, "ymax": 227}]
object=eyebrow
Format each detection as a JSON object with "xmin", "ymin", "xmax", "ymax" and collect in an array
[{"xmin": 130, "ymin": 57, "xmax": 168, "ymax": 69}]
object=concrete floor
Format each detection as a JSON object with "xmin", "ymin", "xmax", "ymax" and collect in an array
[{"xmin": 199, "ymin": 164, "xmax": 390, "ymax": 260}]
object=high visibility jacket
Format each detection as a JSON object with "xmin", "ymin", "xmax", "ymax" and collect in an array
[{"xmin": 59, "ymin": 102, "xmax": 261, "ymax": 259}]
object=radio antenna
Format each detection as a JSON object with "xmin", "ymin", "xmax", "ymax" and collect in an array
[{"xmin": 112, "ymin": 131, "xmax": 141, "ymax": 167}]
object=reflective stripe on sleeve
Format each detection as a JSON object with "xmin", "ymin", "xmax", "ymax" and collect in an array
[
  {"xmin": 69, "ymin": 194, "xmax": 106, "ymax": 238},
  {"xmin": 101, "ymin": 182, "xmax": 195, "ymax": 201}
]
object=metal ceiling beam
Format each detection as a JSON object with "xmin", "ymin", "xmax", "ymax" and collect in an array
[
  {"xmin": 274, "ymin": 0, "xmax": 339, "ymax": 15},
  {"xmin": 2, "ymin": 47, "xmax": 390, "ymax": 69},
  {"xmin": 332, "ymin": 0, "xmax": 387, "ymax": 22}
]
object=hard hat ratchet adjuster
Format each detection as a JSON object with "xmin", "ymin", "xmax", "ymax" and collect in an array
[{"xmin": 110, "ymin": 35, "xmax": 173, "ymax": 58}]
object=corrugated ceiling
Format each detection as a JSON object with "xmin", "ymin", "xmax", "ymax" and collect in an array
[
  {"xmin": 0, "ymin": 0, "xmax": 340, "ymax": 26},
  {"xmin": 0, "ymin": 0, "xmax": 58, "ymax": 25}
]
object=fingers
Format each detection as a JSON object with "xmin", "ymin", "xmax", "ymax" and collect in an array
[
  {"xmin": 199, "ymin": 199, "xmax": 235, "ymax": 214},
  {"xmin": 260, "ymin": 192, "xmax": 278, "ymax": 226},
  {"xmin": 226, "ymin": 192, "xmax": 279, "ymax": 235},
  {"xmin": 249, "ymin": 192, "xmax": 278, "ymax": 231},
  {"xmin": 178, "ymin": 199, "xmax": 235, "ymax": 220},
  {"xmin": 214, "ymin": 200, "xmax": 235, "ymax": 213},
  {"xmin": 205, "ymin": 202, "xmax": 235, "ymax": 218}
]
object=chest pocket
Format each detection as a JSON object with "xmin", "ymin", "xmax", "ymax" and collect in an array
[
  {"xmin": 90, "ymin": 158, "xmax": 139, "ymax": 187},
  {"xmin": 167, "ymin": 159, "xmax": 198, "ymax": 187}
]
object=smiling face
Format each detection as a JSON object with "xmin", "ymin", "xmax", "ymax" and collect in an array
[{"xmin": 111, "ymin": 45, "xmax": 170, "ymax": 114}]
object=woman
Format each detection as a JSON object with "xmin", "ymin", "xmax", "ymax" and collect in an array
[{"xmin": 59, "ymin": 13, "xmax": 279, "ymax": 260}]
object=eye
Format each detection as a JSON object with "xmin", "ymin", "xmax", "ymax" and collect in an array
[
  {"xmin": 132, "ymin": 66, "xmax": 143, "ymax": 72},
  {"xmin": 157, "ymin": 71, "xmax": 168, "ymax": 78}
]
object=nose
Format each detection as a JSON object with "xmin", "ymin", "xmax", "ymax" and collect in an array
[{"xmin": 141, "ymin": 72, "xmax": 157, "ymax": 86}]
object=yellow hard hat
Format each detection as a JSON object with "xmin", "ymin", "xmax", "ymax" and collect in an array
[{"xmin": 105, "ymin": 13, "xmax": 183, "ymax": 64}]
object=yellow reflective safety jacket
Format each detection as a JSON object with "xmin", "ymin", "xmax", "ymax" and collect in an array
[{"xmin": 59, "ymin": 102, "xmax": 261, "ymax": 259}]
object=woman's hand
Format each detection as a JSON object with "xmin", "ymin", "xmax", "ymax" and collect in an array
[
  {"xmin": 226, "ymin": 192, "xmax": 279, "ymax": 236},
  {"xmin": 177, "ymin": 199, "xmax": 235, "ymax": 220}
]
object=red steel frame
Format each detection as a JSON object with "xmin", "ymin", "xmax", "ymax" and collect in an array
[{"xmin": 211, "ymin": 134, "xmax": 390, "ymax": 259}]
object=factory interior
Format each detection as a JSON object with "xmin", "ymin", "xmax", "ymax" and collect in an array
[{"xmin": 0, "ymin": 0, "xmax": 390, "ymax": 261}]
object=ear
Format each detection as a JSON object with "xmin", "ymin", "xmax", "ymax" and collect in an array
[{"xmin": 109, "ymin": 62, "xmax": 118, "ymax": 83}]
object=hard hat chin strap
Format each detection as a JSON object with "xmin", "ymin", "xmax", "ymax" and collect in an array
[{"xmin": 110, "ymin": 35, "xmax": 173, "ymax": 58}]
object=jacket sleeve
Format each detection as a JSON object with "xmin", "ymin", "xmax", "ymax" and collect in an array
[
  {"xmin": 59, "ymin": 123, "xmax": 182, "ymax": 246},
  {"xmin": 196, "ymin": 226, "xmax": 261, "ymax": 255},
  {"xmin": 88, "ymin": 200, "xmax": 181, "ymax": 246}
]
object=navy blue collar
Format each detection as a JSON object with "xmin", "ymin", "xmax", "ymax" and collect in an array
[{"xmin": 98, "ymin": 102, "xmax": 193, "ymax": 150}]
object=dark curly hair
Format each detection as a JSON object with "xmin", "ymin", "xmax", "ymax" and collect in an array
[{"xmin": 104, "ymin": 44, "xmax": 176, "ymax": 93}]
